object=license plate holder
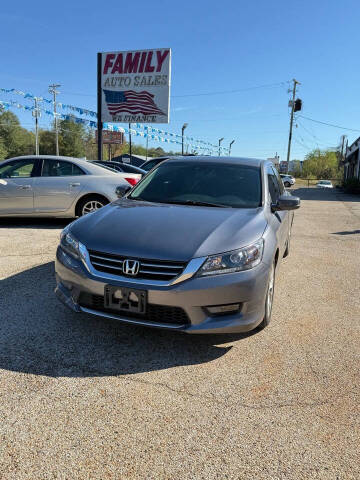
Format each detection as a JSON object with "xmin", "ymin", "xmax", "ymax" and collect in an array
[{"xmin": 104, "ymin": 285, "xmax": 147, "ymax": 314}]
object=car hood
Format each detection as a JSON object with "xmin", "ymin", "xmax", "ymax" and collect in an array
[{"xmin": 71, "ymin": 199, "xmax": 267, "ymax": 261}]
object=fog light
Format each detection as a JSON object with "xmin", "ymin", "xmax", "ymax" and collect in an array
[{"xmin": 204, "ymin": 303, "xmax": 241, "ymax": 317}]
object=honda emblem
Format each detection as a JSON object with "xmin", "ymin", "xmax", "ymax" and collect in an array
[{"xmin": 123, "ymin": 259, "xmax": 140, "ymax": 276}]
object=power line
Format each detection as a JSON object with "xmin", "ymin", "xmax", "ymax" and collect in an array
[
  {"xmin": 172, "ymin": 81, "xmax": 288, "ymax": 98},
  {"xmin": 61, "ymin": 81, "xmax": 289, "ymax": 99},
  {"xmin": 298, "ymin": 114, "xmax": 360, "ymax": 133}
]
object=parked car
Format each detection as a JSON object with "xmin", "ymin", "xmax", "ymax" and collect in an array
[
  {"xmin": 90, "ymin": 161, "xmax": 143, "ymax": 186},
  {"xmin": 55, "ymin": 156, "xmax": 300, "ymax": 334},
  {"xmin": 0, "ymin": 155, "xmax": 130, "ymax": 217},
  {"xmin": 91, "ymin": 160, "xmax": 145, "ymax": 175},
  {"xmin": 141, "ymin": 155, "xmax": 198, "ymax": 173},
  {"xmin": 280, "ymin": 174, "xmax": 295, "ymax": 188},
  {"xmin": 316, "ymin": 180, "xmax": 333, "ymax": 189},
  {"xmin": 140, "ymin": 156, "xmax": 171, "ymax": 172}
]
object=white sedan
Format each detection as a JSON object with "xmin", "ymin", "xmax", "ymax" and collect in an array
[
  {"xmin": 0, "ymin": 155, "xmax": 131, "ymax": 217},
  {"xmin": 316, "ymin": 180, "xmax": 333, "ymax": 189},
  {"xmin": 280, "ymin": 174, "xmax": 295, "ymax": 187}
]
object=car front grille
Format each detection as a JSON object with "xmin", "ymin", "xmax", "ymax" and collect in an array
[
  {"xmin": 88, "ymin": 250, "xmax": 186, "ymax": 282},
  {"xmin": 78, "ymin": 293, "xmax": 189, "ymax": 326}
]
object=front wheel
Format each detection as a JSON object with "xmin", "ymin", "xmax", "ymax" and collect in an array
[
  {"xmin": 258, "ymin": 261, "xmax": 276, "ymax": 329},
  {"xmin": 284, "ymin": 181, "xmax": 291, "ymax": 188}
]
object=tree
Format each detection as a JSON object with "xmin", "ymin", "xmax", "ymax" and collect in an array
[
  {"xmin": 302, "ymin": 149, "xmax": 341, "ymax": 179},
  {"xmin": 0, "ymin": 110, "xmax": 35, "ymax": 159},
  {"xmin": 39, "ymin": 129, "xmax": 56, "ymax": 155},
  {"xmin": 0, "ymin": 138, "xmax": 7, "ymax": 159},
  {"xmin": 58, "ymin": 118, "xmax": 87, "ymax": 158}
]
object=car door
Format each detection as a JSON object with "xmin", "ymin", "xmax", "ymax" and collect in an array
[
  {"xmin": 0, "ymin": 158, "xmax": 38, "ymax": 214},
  {"xmin": 33, "ymin": 159, "xmax": 86, "ymax": 212},
  {"xmin": 267, "ymin": 165, "xmax": 289, "ymax": 255}
]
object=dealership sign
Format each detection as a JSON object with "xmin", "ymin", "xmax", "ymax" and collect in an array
[{"xmin": 99, "ymin": 48, "xmax": 171, "ymax": 124}]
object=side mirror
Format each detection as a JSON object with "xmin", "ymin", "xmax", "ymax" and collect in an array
[
  {"xmin": 272, "ymin": 194, "xmax": 300, "ymax": 211},
  {"xmin": 115, "ymin": 184, "xmax": 132, "ymax": 198}
]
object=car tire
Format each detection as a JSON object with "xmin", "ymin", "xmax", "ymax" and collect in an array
[
  {"xmin": 258, "ymin": 260, "xmax": 276, "ymax": 329},
  {"xmin": 284, "ymin": 181, "xmax": 291, "ymax": 188},
  {"xmin": 76, "ymin": 195, "xmax": 109, "ymax": 217}
]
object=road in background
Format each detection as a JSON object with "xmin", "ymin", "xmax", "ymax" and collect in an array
[{"xmin": 0, "ymin": 188, "xmax": 359, "ymax": 479}]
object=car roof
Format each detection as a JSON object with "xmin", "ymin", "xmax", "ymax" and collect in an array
[
  {"xmin": 159, "ymin": 155, "xmax": 265, "ymax": 167},
  {"xmin": 3, "ymin": 155, "xmax": 118, "ymax": 176}
]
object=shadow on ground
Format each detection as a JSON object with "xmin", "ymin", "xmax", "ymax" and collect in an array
[
  {"xmin": 0, "ymin": 218, "xmax": 72, "ymax": 229},
  {"xmin": 332, "ymin": 230, "xmax": 360, "ymax": 235},
  {"xmin": 0, "ymin": 262, "xmax": 252, "ymax": 378},
  {"xmin": 291, "ymin": 187, "xmax": 360, "ymax": 202}
]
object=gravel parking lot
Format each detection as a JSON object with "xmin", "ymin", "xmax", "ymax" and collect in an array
[{"xmin": 0, "ymin": 187, "xmax": 359, "ymax": 479}]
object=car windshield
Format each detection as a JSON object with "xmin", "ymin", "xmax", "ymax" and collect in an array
[
  {"xmin": 128, "ymin": 162, "xmax": 262, "ymax": 208},
  {"xmin": 319, "ymin": 180, "xmax": 331, "ymax": 185}
]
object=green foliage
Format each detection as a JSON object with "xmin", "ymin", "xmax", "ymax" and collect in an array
[
  {"xmin": 121, "ymin": 143, "xmax": 179, "ymax": 158},
  {"xmin": 0, "ymin": 138, "xmax": 7, "ymax": 159},
  {"xmin": 302, "ymin": 149, "xmax": 341, "ymax": 179},
  {"xmin": 0, "ymin": 111, "xmax": 35, "ymax": 159},
  {"xmin": 39, "ymin": 129, "xmax": 56, "ymax": 155},
  {"xmin": 342, "ymin": 178, "xmax": 360, "ymax": 194},
  {"xmin": 58, "ymin": 119, "xmax": 87, "ymax": 158}
]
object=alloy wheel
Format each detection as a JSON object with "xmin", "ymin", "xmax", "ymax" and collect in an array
[{"xmin": 82, "ymin": 200, "xmax": 104, "ymax": 215}]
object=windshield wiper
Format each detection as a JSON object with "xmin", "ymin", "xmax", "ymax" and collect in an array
[
  {"xmin": 127, "ymin": 198, "xmax": 231, "ymax": 208},
  {"xmin": 166, "ymin": 200, "xmax": 230, "ymax": 208}
]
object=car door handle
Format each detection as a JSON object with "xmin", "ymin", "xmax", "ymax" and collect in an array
[
  {"xmin": 18, "ymin": 185, "xmax": 32, "ymax": 190},
  {"xmin": 69, "ymin": 182, "xmax": 81, "ymax": 187}
]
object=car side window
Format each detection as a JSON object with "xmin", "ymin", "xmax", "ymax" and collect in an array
[
  {"xmin": 272, "ymin": 167, "xmax": 285, "ymax": 195},
  {"xmin": 267, "ymin": 165, "xmax": 281, "ymax": 203},
  {"xmin": 42, "ymin": 160, "xmax": 85, "ymax": 177},
  {"xmin": 0, "ymin": 159, "xmax": 36, "ymax": 178},
  {"xmin": 72, "ymin": 164, "xmax": 85, "ymax": 176}
]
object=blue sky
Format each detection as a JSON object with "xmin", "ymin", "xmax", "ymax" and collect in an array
[{"xmin": 1, "ymin": 0, "xmax": 360, "ymax": 159}]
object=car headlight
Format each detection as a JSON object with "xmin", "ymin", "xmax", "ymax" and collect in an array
[
  {"xmin": 60, "ymin": 224, "xmax": 85, "ymax": 260},
  {"xmin": 197, "ymin": 240, "xmax": 264, "ymax": 276}
]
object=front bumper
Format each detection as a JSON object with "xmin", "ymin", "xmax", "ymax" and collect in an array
[{"xmin": 55, "ymin": 247, "xmax": 271, "ymax": 334}]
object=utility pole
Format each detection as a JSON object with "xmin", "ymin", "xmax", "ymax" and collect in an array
[
  {"xmin": 218, "ymin": 137, "xmax": 224, "ymax": 156},
  {"xmin": 32, "ymin": 97, "xmax": 41, "ymax": 155},
  {"xmin": 145, "ymin": 133, "xmax": 149, "ymax": 160},
  {"xmin": 286, "ymin": 78, "xmax": 300, "ymax": 173},
  {"xmin": 48, "ymin": 83, "xmax": 61, "ymax": 156},
  {"xmin": 339, "ymin": 135, "xmax": 346, "ymax": 164}
]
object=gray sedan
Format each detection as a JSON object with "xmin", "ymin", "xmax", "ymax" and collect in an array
[
  {"xmin": 55, "ymin": 156, "xmax": 300, "ymax": 334},
  {"xmin": 0, "ymin": 155, "xmax": 129, "ymax": 217}
]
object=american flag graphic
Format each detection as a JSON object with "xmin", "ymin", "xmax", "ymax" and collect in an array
[{"xmin": 103, "ymin": 90, "xmax": 165, "ymax": 116}]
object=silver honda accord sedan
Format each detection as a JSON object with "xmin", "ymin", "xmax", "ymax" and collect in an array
[
  {"xmin": 0, "ymin": 155, "xmax": 129, "ymax": 217},
  {"xmin": 55, "ymin": 156, "xmax": 300, "ymax": 334}
]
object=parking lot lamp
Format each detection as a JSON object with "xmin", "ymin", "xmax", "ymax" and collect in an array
[
  {"xmin": 182, "ymin": 123, "xmax": 188, "ymax": 155},
  {"xmin": 229, "ymin": 140, "xmax": 235, "ymax": 156},
  {"xmin": 218, "ymin": 137, "xmax": 224, "ymax": 156}
]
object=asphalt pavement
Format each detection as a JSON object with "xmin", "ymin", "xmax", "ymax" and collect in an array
[{"xmin": 0, "ymin": 187, "xmax": 359, "ymax": 479}]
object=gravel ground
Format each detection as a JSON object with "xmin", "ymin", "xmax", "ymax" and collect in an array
[{"xmin": 0, "ymin": 187, "xmax": 359, "ymax": 479}]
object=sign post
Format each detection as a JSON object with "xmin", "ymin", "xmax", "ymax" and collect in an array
[{"xmin": 97, "ymin": 52, "xmax": 103, "ymax": 160}]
